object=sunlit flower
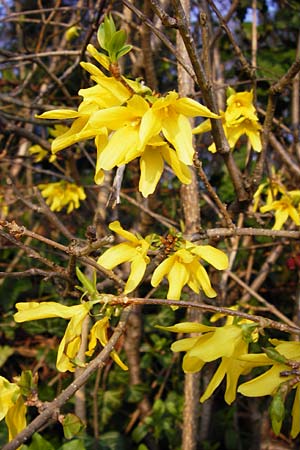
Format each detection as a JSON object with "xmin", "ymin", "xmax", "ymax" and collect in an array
[
  {"xmin": 238, "ymin": 340, "xmax": 300, "ymax": 438},
  {"xmin": 14, "ymin": 301, "xmax": 92, "ymax": 372},
  {"xmin": 0, "ymin": 376, "xmax": 26, "ymax": 448},
  {"xmin": 260, "ymin": 191, "xmax": 300, "ymax": 230},
  {"xmin": 151, "ymin": 240, "xmax": 228, "ymax": 300},
  {"xmin": 38, "ymin": 180, "xmax": 86, "ymax": 213},
  {"xmin": 225, "ymin": 90, "xmax": 258, "ymax": 124},
  {"xmin": 193, "ymin": 89, "xmax": 262, "ymax": 152},
  {"xmin": 158, "ymin": 321, "xmax": 257, "ymax": 404},
  {"xmin": 86, "ymin": 316, "xmax": 128, "ymax": 370},
  {"xmin": 252, "ymin": 170, "xmax": 287, "ymax": 212},
  {"xmin": 65, "ymin": 25, "xmax": 81, "ymax": 42},
  {"xmin": 139, "ymin": 91, "xmax": 219, "ymax": 165},
  {"xmin": 97, "ymin": 221, "xmax": 151, "ymax": 294}
]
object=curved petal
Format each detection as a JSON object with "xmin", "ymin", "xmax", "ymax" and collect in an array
[
  {"xmin": 192, "ymin": 119, "xmax": 212, "ymax": 135},
  {"xmin": 237, "ymin": 365, "xmax": 290, "ymax": 397},
  {"xmin": 5, "ymin": 395, "xmax": 27, "ymax": 442},
  {"xmin": 97, "ymin": 243, "xmax": 137, "ymax": 269},
  {"xmin": 161, "ymin": 145, "xmax": 192, "ymax": 184},
  {"xmin": 189, "ymin": 326, "xmax": 242, "ymax": 361},
  {"xmin": 37, "ymin": 109, "xmax": 80, "ymax": 120},
  {"xmin": 200, "ymin": 359, "xmax": 229, "ymax": 403},
  {"xmin": 139, "ymin": 148, "xmax": 164, "ymax": 197},
  {"xmin": 191, "ymin": 245, "xmax": 229, "ymax": 270},
  {"xmin": 167, "ymin": 260, "xmax": 189, "ymax": 300},
  {"xmin": 0, "ymin": 377, "xmax": 20, "ymax": 421},
  {"xmin": 98, "ymin": 126, "xmax": 139, "ymax": 169},
  {"xmin": 158, "ymin": 322, "xmax": 215, "ymax": 334},
  {"xmin": 109, "ymin": 220, "xmax": 139, "ymax": 244},
  {"xmin": 163, "ymin": 113, "xmax": 195, "ymax": 165},
  {"xmin": 273, "ymin": 209, "xmax": 289, "ymax": 230},
  {"xmin": 139, "ymin": 109, "xmax": 162, "ymax": 147},
  {"xmin": 175, "ymin": 97, "xmax": 220, "ymax": 119},
  {"xmin": 182, "ymin": 354, "xmax": 206, "ymax": 373},
  {"xmin": 124, "ymin": 255, "xmax": 148, "ymax": 294},
  {"xmin": 51, "ymin": 116, "xmax": 91, "ymax": 153},
  {"xmin": 89, "ymin": 106, "xmax": 134, "ymax": 130},
  {"xmin": 193, "ymin": 263, "xmax": 217, "ymax": 298},
  {"xmin": 151, "ymin": 255, "xmax": 176, "ymax": 287},
  {"xmin": 14, "ymin": 302, "xmax": 85, "ymax": 321}
]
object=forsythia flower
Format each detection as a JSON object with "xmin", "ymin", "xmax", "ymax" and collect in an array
[
  {"xmin": 37, "ymin": 44, "xmax": 219, "ymax": 197},
  {"xmin": 38, "ymin": 180, "xmax": 86, "ymax": 213},
  {"xmin": 29, "ymin": 144, "xmax": 56, "ymax": 163},
  {"xmin": 238, "ymin": 340, "xmax": 300, "ymax": 438},
  {"xmin": 14, "ymin": 301, "xmax": 127, "ymax": 372},
  {"xmin": 151, "ymin": 240, "xmax": 228, "ymax": 300},
  {"xmin": 97, "ymin": 221, "xmax": 151, "ymax": 294},
  {"xmin": 193, "ymin": 89, "xmax": 262, "ymax": 152},
  {"xmin": 0, "ymin": 376, "xmax": 26, "ymax": 448},
  {"xmin": 158, "ymin": 321, "xmax": 257, "ymax": 404},
  {"xmin": 260, "ymin": 190, "xmax": 300, "ymax": 230}
]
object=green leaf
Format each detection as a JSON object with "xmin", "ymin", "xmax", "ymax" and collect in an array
[
  {"xmin": 25, "ymin": 433, "xmax": 55, "ymax": 450},
  {"xmin": 76, "ymin": 267, "xmax": 96, "ymax": 297},
  {"xmin": 97, "ymin": 15, "xmax": 116, "ymax": 51},
  {"xmin": 263, "ymin": 347, "xmax": 288, "ymax": 365},
  {"xmin": 17, "ymin": 370, "xmax": 36, "ymax": 397},
  {"xmin": 109, "ymin": 30, "xmax": 127, "ymax": 55},
  {"xmin": 269, "ymin": 390, "xmax": 285, "ymax": 435},
  {"xmin": 62, "ymin": 413, "xmax": 85, "ymax": 439},
  {"xmin": 58, "ymin": 439, "xmax": 86, "ymax": 450},
  {"xmin": 116, "ymin": 45, "xmax": 133, "ymax": 59}
]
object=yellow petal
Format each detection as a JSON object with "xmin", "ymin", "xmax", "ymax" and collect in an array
[
  {"xmin": 158, "ymin": 323, "xmax": 215, "ymax": 336},
  {"xmin": 86, "ymin": 44, "xmax": 110, "ymax": 70},
  {"xmin": 162, "ymin": 113, "xmax": 194, "ymax": 165},
  {"xmin": 139, "ymin": 109, "xmax": 162, "ymax": 147},
  {"xmin": 191, "ymin": 245, "xmax": 229, "ymax": 270},
  {"xmin": 200, "ymin": 358, "xmax": 229, "ymax": 403},
  {"xmin": 182, "ymin": 354, "xmax": 206, "ymax": 373},
  {"xmin": 273, "ymin": 209, "xmax": 289, "ymax": 230},
  {"xmin": 86, "ymin": 317, "xmax": 110, "ymax": 356},
  {"xmin": 90, "ymin": 107, "xmax": 135, "ymax": 130},
  {"xmin": 98, "ymin": 126, "xmax": 140, "ymax": 170},
  {"xmin": 37, "ymin": 109, "xmax": 80, "ymax": 120},
  {"xmin": 175, "ymin": 97, "xmax": 220, "ymax": 119},
  {"xmin": 161, "ymin": 145, "xmax": 192, "ymax": 185},
  {"xmin": 109, "ymin": 220, "xmax": 140, "ymax": 244},
  {"xmin": 0, "ymin": 377, "xmax": 20, "ymax": 421},
  {"xmin": 151, "ymin": 255, "xmax": 176, "ymax": 287},
  {"xmin": 14, "ymin": 302, "xmax": 85, "ymax": 322},
  {"xmin": 167, "ymin": 260, "xmax": 189, "ymax": 300},
  {"xmin": 192, "ymin": 119, "xmax": 212, "ymax": 134},
  {"xmin": 193, "ymin": 263, "xmax": 217, "ymax": 298},
  {"xmin": 5, "ymin": 396, "xmax": 26, "ymax": 446},
  {"xmin": 97, "ymin": 243, "xmax": 137, "ymax": 269},
  {"xmin": 238, "ymin": 365, "xmax": 290, "ymax": 397},
  {"xmin": 171, "ymin": 336, "xmax": 201, "ymax": 352},
  {"xmin": 123, "ymin": 255, "xmax": 148, "ymax": 294},
  {"xmin": 139, "ymin": 148, "xmax": 164, "ymax": 197},
  {"xmin": 291, "ymin": 384, "xmax": 300, "ymax": 438}
]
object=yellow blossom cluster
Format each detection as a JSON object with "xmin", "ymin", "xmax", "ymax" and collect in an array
[
  {"xmin": 14, "ymin": 301, "xmax": 128, "ymax": 373},
  {"xmin": 97, "ymin": 221, "xmax": 228, "ymax": 299},
  {"xmin": 38, "ymin": 180, "xmax": 86, "ymax": 213},
  {"xmin": 253, "ymin": 170, "xmax": 300, "ymax": 229},
  {"xmin": 159, "ymin": 319, "xmax": 300, "ymax": 437},
  {"xmin": 37, "ymin": 44, "xmax": 219, "ymax": 197},
  {"xmin": 193, "ymin": 89, "xmax": 262, "ymax": 152}
]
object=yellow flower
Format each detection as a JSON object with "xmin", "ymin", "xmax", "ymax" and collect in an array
[
  {"xmin": 140, "ymin": 91, "xmax": 219, "ymax": 165},
  {"xmin": 14, "ymin": 301, "xmax": 92, "ymax": 372},
  {"xmin": 238, "ymin": 340, "xmax": 300, "ymax": 438},
  {"xmin": 193, "ymin": 90, "xmax": 262, "ymax": 152},
  {"xmin": 158, "ymin": 322, "xmax": 257, "ymax": 404},
  {"xmin": 97, "ymin": 221, "xmax": 150, "ymax": 294},
  {"xmin": 225, "ymin": 90, "xmax": 258, "ymax": 124},
  {"xmin": 260, "ymin": 191, "xmax": 300, "ymax": 230},
  {"xmin": 38, "ymin": 180, "xmax": 86, "ymax": 213},
  {"xmin": 86, "ymin": 316, "xmax": 128, "ymax": 371},
  {"xmin": 0, "ymin": 376, "xmax": 27, "ymax": 448},
  {"xmin": 151, "ymin": 241, "xmax": 228, "ymax": 300},
  {"xmin": 65, "ymin": 26, "xmax": 80, "ymax": 42}
]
